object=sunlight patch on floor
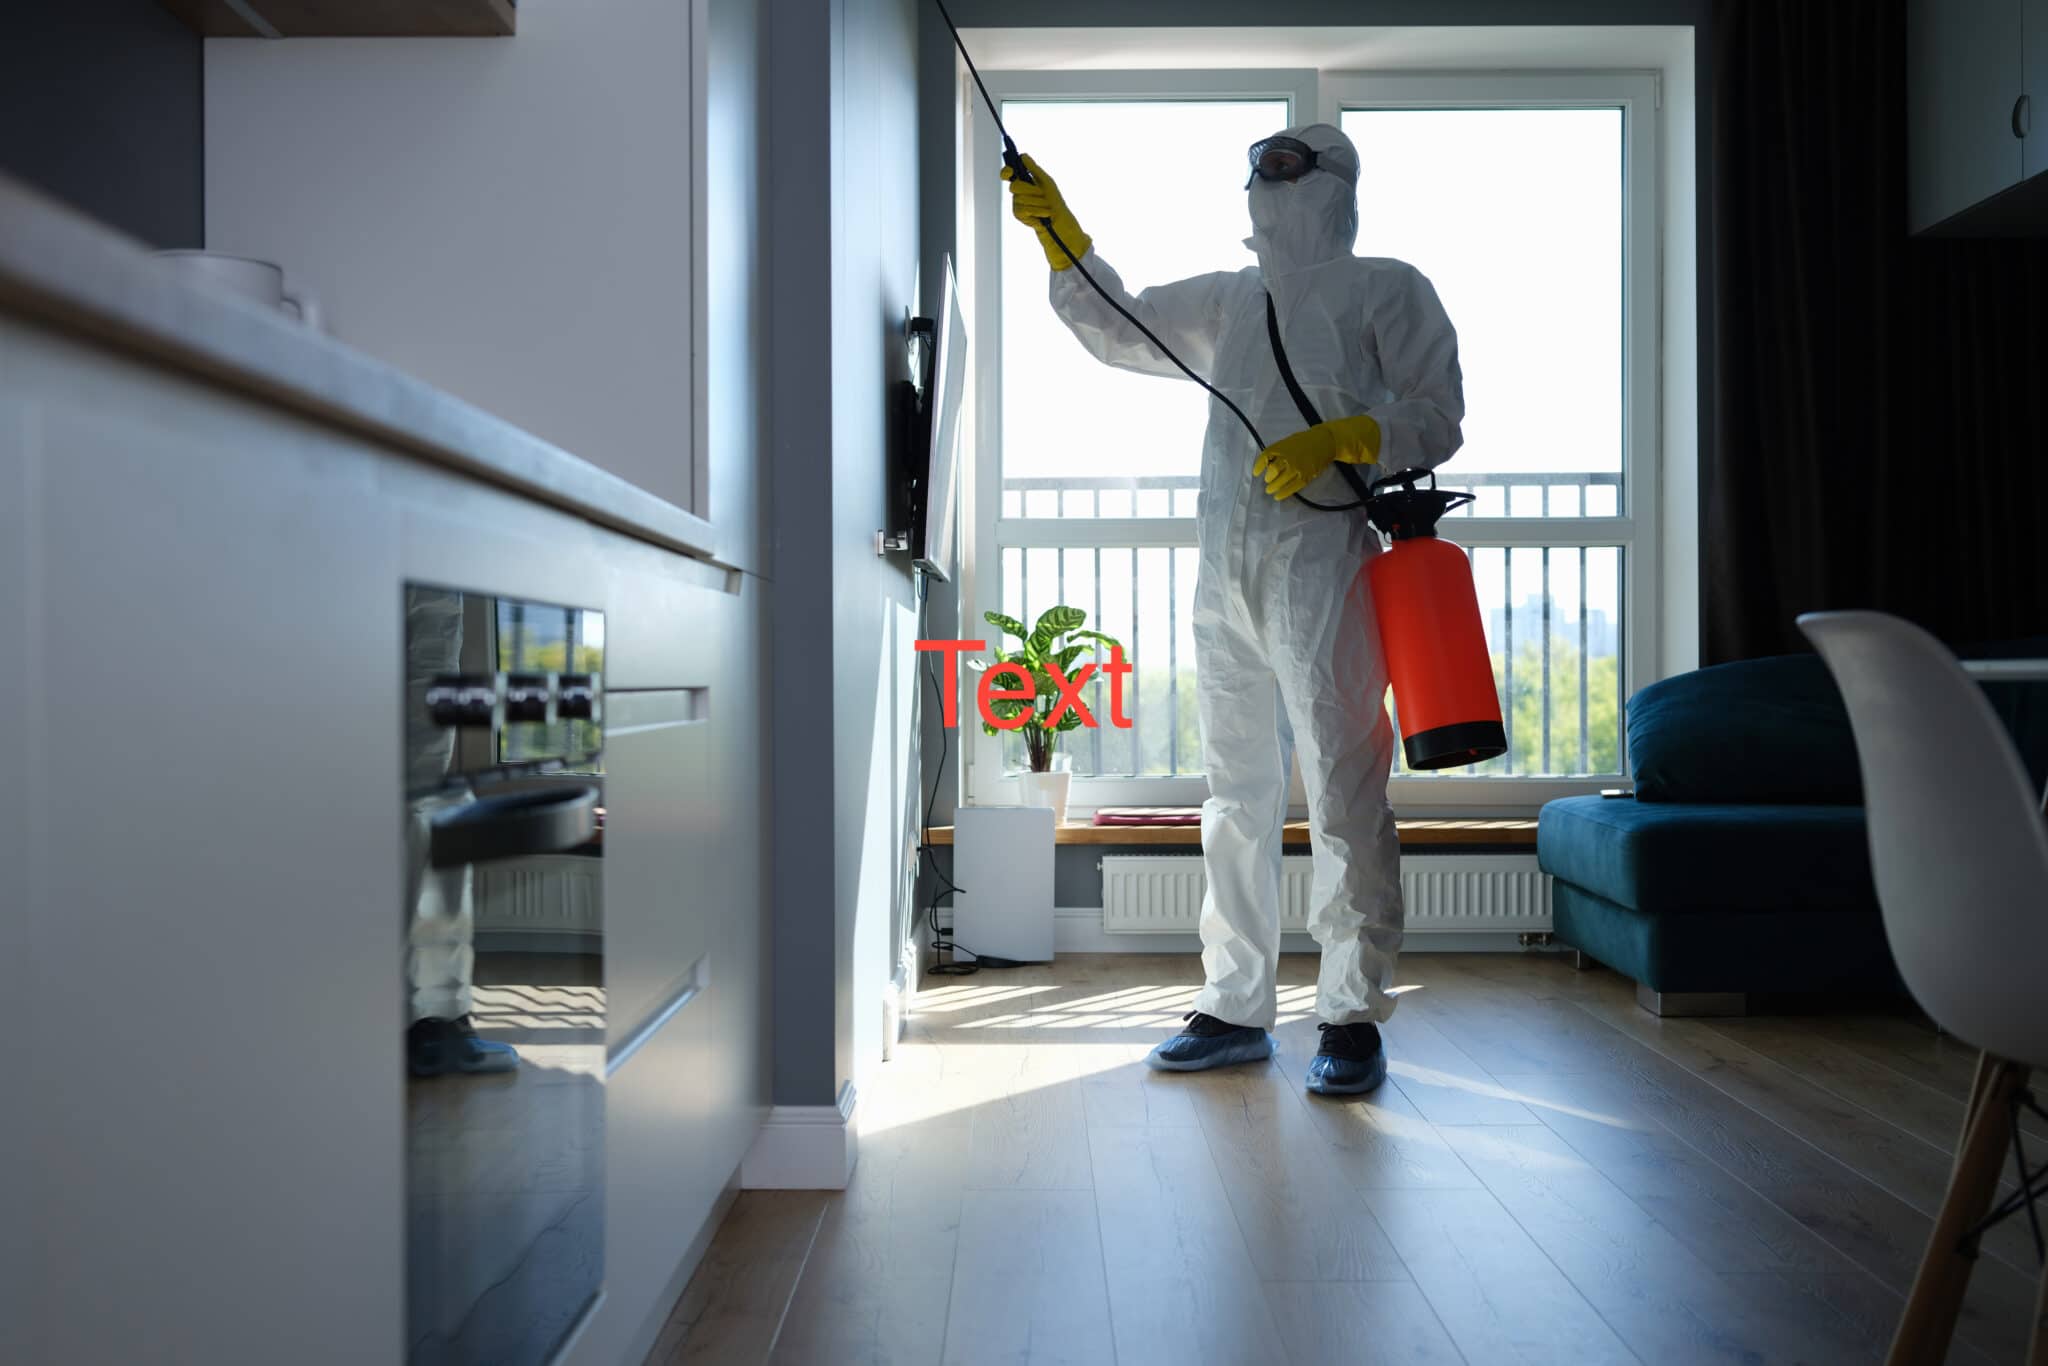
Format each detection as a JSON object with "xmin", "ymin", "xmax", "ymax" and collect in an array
[{"xmin": 1390, "ymin": 1060, "xmax": 1629, "ymax": 1127}]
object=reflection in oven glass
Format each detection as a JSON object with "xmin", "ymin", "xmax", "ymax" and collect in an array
[{"xmin": 404, "ymin": 585, "xmax": 604, "ymax": 1366}]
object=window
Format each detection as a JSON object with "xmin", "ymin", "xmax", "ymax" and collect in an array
[{"xmin": 967, "ymin": 69, "xmax": 1660, "ymax": 810}]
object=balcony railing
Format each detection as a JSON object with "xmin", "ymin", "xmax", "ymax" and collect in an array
[{"xmin": 997, "ymin": 471, "xmax": 1626, "ymax": 780}]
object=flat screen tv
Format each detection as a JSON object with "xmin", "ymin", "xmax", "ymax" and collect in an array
[{"xmin": 909, "ymin": 258, "xmax": 967, "ymax": 582}]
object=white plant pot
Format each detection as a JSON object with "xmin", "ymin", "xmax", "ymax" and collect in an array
[{"xmin": 1019, "ymin": 769, "xmax": 1072, "ymax": 827}]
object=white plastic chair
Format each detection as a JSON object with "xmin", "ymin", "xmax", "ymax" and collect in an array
[{"xmin": 1799, "ymin": 610, "xmax": 2048, "ymax": 1364}]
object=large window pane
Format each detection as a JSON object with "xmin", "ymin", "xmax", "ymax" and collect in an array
[
  {"xmin": 999, "ymin": 99, "xmax": 1289, "ymax": 502},
  {"xmin": 1340, "ymin": 108, "xmax": 1623, "ymax": 509},
  {"xmin": 1395, "ymin": 544, "xmax": 1624, "ymax": 778},
  {"xmin": 996, "ymin": 545, "xmax": 1200, "ymax": 778}
]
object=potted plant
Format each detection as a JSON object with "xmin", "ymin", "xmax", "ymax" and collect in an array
[{"xmin": 975, "ymin": 606, "xmax": 1122, "ymax": 827}]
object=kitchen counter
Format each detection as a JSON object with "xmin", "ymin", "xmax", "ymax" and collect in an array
[{"xmin": 0, "ymin": 173, "xmax": 719, "ymax": 563}]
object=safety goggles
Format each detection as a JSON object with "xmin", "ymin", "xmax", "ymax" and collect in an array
[{"xmin": 1246, "ymin": 135, "xmax": 1320, "ymax": 188}]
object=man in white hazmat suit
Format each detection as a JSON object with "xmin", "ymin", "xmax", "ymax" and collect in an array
[{"xmin": 1004, "ymin": 124, "xmax": 1463, "ymax": 1094}]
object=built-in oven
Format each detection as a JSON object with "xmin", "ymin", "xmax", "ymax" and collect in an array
[{"xmin": 403, "ymin": 585, "xmax": 606, "ymax": 1366}]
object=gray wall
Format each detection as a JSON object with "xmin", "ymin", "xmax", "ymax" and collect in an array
[
  {"xmin": 0, "ymin": 0, "xmax": 202, "ymax": 247},
  {"xmin": 914, "ymin": 1, "xmax": 1714, "ymax": 845},
  {"xmin": 767, "ymin": 0, "xmax": 924, "ymax": 1109}
]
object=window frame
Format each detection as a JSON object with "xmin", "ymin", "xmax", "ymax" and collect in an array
[{"xmin": 963, "ymin": 67, "xmax": 1662, "ymax": 814}]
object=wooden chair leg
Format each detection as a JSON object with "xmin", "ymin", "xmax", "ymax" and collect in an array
[
  {"xmin": 1888, "ymin": 1053, "xmax": 2030, "ymax": 1366},
  {"xmin": 1954, "ymin": 1051, "xmax": 1994, "ymax": 1187}
]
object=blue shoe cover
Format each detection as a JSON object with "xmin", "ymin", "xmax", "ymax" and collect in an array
[
  {"xmin": 1305, "ymin": 1022, "xmax": 1387, "ymax": 1096},
  {"xmin": 1145, "ymin": 1013, "xmax": 1274, "ymax": 1072},
  {"xmin": 408, "ymin": 1016, "xmax": 520, "ymax": 1077}
]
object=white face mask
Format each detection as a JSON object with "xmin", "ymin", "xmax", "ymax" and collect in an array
[{"xmin": 1243, "ymin": 168, "xmax": 1359, "ymax": 280}]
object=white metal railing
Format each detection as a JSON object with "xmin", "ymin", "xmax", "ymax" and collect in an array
[{"xmin": 997, "ymin": 471, "xmax": 1626, "ymax": 780}]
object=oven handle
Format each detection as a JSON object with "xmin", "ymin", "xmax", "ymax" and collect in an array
[{"xmin": 429, "ymin": 784, "xmax": 600, "ymax": 869}]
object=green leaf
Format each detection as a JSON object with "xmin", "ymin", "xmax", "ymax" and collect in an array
[
  {"xmin": 983, "ymin": 610, "xmax": 1028, "ymax": 644},
  {"xmin": 1052, "ymin": 643, "xmax": 1090, "ymax": 672},
  {"xmin": 1066, "ymin": 628, "xmax": 1123, "ymax": 655},
  {"xmin": 1055, "ymin": 710, "xmax": 1086, "ymax": 733},
  {"xmin": 1028, "ymin": 605, "xmax": 1087, "ymax": 657}
]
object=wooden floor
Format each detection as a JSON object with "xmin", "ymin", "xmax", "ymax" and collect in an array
[{"xmin": 644, "ymin": 954, "xmax": 2044, "ymax": 1366}]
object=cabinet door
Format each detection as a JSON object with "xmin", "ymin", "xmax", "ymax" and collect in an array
[
  {"xmin": 600, "ymin": 691, "xmax": 715, "ymax": 1042},
  {"xmin": 1910, "ymin": 0, "xmax": 2026, "ymax": 231},
  {"xmin": 2028, "ymin": 0, "xmax": 2048, "ymax": 178}
]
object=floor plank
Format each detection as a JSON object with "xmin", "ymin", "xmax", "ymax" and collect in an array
[
  {"xmin": 1441, "ymin": 1123, "xmax": 1893, "ymax": 1365},
  {"xmin": 1181, "ymin": 1062, "xmax": 1411, "ymax": 1283},
  {"xmin": 1089, "ymin": 1122, "xmax": 1288, "ymax": 1366},
  {"xmin": 962, "ymin": 1076, "xmax": 1095, "ymax": 1191},
  {"xmin": 1458, "ymin": 959, "xmax": 2043, "ymax": 1361},
  {"xmin": 1363, "ymin": 1186, "xmax": 1638, "ymax": 1364},
  {"xmin": 940, "ymin": 1188, "xmax": 1115, "ymax": 1366},
  {"xmin": 1490, "ymin": 1070, "xmax": 1861, "ymax": 1275},
  {"xmin": 1705, "ymin": 1015, "xmax": 1980, "ymax": 1156},
  {"xmin": 644, "ymin": 1192, "xmax": 826, "ymax": 1366},
  {"xmin": 767, "ymin": 1113, "xmax": 973, "ymax": 1366},
  {"xmin": 1277, "ymin": 1058, "xmax": 1483, "ymax": 1192},
  {"xmin": 1367, "ymin": 1009, "xmax": 1543, "ymax": 1128},
  {"xmin": 1566, "ymin": 984, "xmax": 2044, "ymax": 1275},
  {"xmin": 1260, "ymin": 1280, "xmax": 1466, "ymax": 1365},
  {"xmin": 1824, "ymin": 1013, "xmax": 2048, "ymax": 1143}
]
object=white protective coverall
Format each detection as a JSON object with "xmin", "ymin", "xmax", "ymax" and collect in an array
[
  {"xmin": 1046, "ymin": 124, "xmax": 1464, "ymax": 1028},
  {"xmin": 404, "ymin": 585, "xmax": 477, "ymax": 1024}
]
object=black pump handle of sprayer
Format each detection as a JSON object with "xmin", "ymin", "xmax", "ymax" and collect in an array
[
  {"xmin": 1003, "ymin": 140, "xmax": 1036, "ymax": 187},
  {"xmin": 1368, "ymin": 465, "xmax": 1473, "ymax": 510},
  {"xmin": 1364, "ymin": 466, "xmax": 1478, "ymax": 542}
]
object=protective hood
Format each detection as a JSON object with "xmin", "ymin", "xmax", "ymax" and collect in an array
[{"xmin": 1244, "ymin": 123, "xmax": 1361, "ymax": 281}]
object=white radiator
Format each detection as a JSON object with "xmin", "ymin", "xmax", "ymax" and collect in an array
[
  {"xmin": 475, "ymin": 853, "xmax": 604, "ymax": 938},
  {"xmin": 1100, "ymin": 854, "xmax": 1551, "ymax": 935}
]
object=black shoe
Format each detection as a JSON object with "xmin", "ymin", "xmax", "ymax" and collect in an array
[
  {"xmin": 1145, "ymin": 1011, "xmax": 1275, "ymax": 1072},
  {"xmin": 407, "ymin": 1015, "xmax": 519, "ymax": 1077},
  {"xmin": 1305, "ymin": 1021, "xmax": 1387, "ymax": 1095}
]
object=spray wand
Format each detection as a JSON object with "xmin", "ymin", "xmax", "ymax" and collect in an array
[{"xmin": 931, "ymin": 0, "xmax": 1364, "ymax": 511}]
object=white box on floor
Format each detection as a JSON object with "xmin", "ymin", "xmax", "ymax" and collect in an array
[{"xmin": 951, "ymin": 805, "xmax": 1056, "ymax": 963}]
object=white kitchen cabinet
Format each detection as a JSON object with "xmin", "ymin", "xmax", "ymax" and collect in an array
[
  {"xmin": 2, "ymin": 313, "xmax": 769, "ymax": 1366},
  {"xmin": 1909, "ymin": 0, "xmax": 2027, "ymax": 232},
  {"xmin": 2028, "ymin": 0, "xmax": 2048, "ymax": 179}
]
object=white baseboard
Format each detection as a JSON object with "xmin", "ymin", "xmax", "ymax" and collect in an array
[
  {"xmin": 740, "ymin": 1083, "xmax": 859, "ymax": 1191},
  {"xmin": 1052, "ymin": 907, "xmax": 1543, "ymax": 956}
]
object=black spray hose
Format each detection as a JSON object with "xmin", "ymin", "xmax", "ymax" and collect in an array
[{"xmin": 931, "ymin": 0, "xmax": 1362, "ymax": 514}]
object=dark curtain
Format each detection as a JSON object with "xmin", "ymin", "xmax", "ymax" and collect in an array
[{"xmin": 1707, "ymin": 0, "xmax": 2048, "ymax": 662}]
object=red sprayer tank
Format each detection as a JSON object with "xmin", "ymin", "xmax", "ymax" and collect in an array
[{"xmin": 1365, "ymin": 469, "xmax": 1508, "ymax": 771}]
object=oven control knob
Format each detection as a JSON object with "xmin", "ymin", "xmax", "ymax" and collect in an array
[
  {"xmin": 504, "ymin": 673, "xmax": 551, "ymax": 723},
  {"xmin": 425, "ymin": 674, "xmax": 497, "ymax": 727},
  {"xmin": 556, "ymin": 674, "xmax": 599, "ymax": 721}
]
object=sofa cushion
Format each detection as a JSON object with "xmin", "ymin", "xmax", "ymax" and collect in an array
[
  {"xmin": 1538, "ymin": 794, "xmax": 1875, "ymax": 915},
  {"xmin": 1627, "ymin": 655, "xmax": 1861, "ymax": 804},
  {"xmin": 1551, "ymin": 882, "xmax": 1902, "ymax": 994}
]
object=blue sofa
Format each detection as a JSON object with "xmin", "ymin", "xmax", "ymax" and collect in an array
[{"xmin": 1539, "ymin": 647, "xmax": 2048, "ymax": 1015}]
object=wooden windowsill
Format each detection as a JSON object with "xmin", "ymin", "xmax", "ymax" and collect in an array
[{"xmin": 922, "ymin": 818, "xmax": 1538, "ymax": 848}]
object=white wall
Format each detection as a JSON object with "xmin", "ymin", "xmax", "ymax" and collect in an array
[
  {"xmin": 1657, "ymin": 28, "xmax": 1702, "ymax": 678},
  {"xmin": 203, "ymin": 0, "xmax": 707, "ymax": 531}
]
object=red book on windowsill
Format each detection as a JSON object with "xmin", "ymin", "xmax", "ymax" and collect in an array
[{"xmin": 1092, "ymin": 806, "xmax": 1202, "ymax": 826}]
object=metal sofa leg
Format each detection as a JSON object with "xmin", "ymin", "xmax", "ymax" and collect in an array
[
  {"xmin": 1635, "ymin": 982, "xmax": 1747, "ymax": 1017},
  {"xmin": 1569, "ymin": 949, "xmax": 1591, "ymax": 972}
]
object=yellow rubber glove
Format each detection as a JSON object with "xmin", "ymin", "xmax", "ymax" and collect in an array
[
  {"xmin": 1000, "ymin": 154, "xmax": 1093, "ymax": 271},
  {"xmin": 1252, "ymin": 414, "xmax": 1383, "ymax": 500}
]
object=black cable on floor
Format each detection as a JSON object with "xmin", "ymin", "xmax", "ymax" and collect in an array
[{"xmin": 914, "ymin": 571, "xmax": 1021, "ymax": 977}]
